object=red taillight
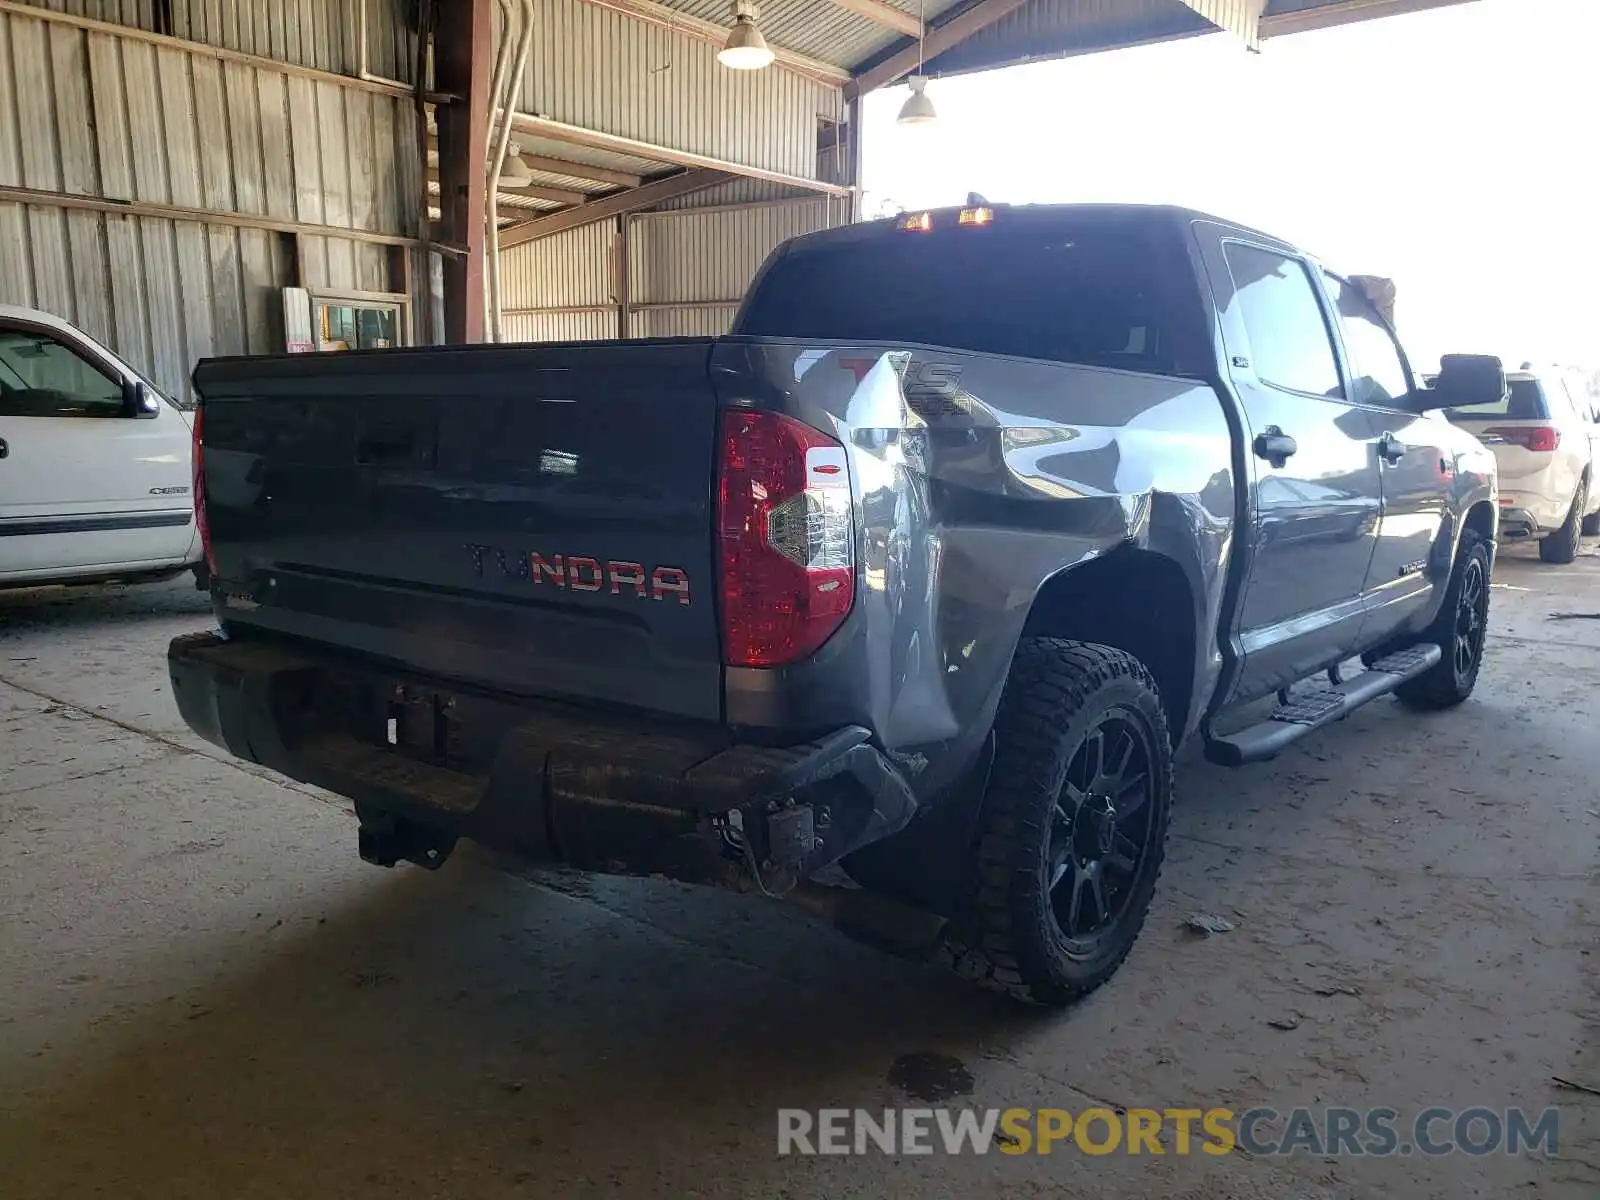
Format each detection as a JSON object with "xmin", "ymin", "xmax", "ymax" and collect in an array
[
  {"xmin": 192, "ymin": 405, "xmax": 216, "ymax": 576},
  {"xmin": 1484, "ymin": 425, "xmax": 1560, "ymax": 453},
  {"xmin": 717, "ymin": 410, "xmax": 854, "ymax": 668}
]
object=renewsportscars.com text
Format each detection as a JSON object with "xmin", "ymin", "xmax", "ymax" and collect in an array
[{"xmin": 777, "ymin": 1106, "xmax": 1560, "ymax": 1157}]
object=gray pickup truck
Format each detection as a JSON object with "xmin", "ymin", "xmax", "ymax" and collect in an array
[{"xmin": 169, "ymin": 203, "xmax": 1502, "ymax": 1005}]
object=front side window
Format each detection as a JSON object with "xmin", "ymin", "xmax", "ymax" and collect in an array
[
  {"xmin": 1223, "ymin": 243, "xmax": 1343, "ymax": 399},
  {"xmin": 1326, "ymin": 273, "xmax": 1411, "ymax": 408},
  {"xmin": 0, "ymin": 326, "xmax": 124, "ymax": 417}
]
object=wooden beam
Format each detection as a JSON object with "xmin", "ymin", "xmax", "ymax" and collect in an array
[
  {"xmin": 826, "ymin": 0, "xmax": 922, "ymax": 37},
  {"xmin": 0, "ymin": 183, "xmax": 419, "ymax": 248},
  {"xmin": 426, "ymin": 168, "xmax": 589, "ymax": 207},
  {"xmin": 510, "ymin": 113, "xmax": 854, "ymax": 197},
  {"xmin": 498, "ymin": 171, "xmax": 731, "ymax": 250},
  {"xmin": 573, "ymin": 0, "xmax": 851, "ymax": 87},
  {"xmin": 435, "ymin": 0, "xmax": 493, "ymax": 343},
  {"xmin": 846, "ymin": 0, "xmax": 1034, "ymax": 97}
]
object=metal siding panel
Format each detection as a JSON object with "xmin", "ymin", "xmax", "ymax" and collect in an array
[
  {"xmin": 501, "ymin": 220, "xmax": 617, "ymax": 311},
  {"xmin": 256, "ymin": 70, "xmax": 296, "ymax": 220},
  {"xmin": 632, "ymin": 197, "xmax": 833, "ymax": 305},
  {"xmin": 633, "ymin": 304, "xmax": 738, "ymax": 338},
  {"xmin": 316, "ymin": 80, "xmax": 356, "ymax": 286},
  {"xmin": 516, "ymin": 0, "xmax": 841, "ymax": 183},
  {"xmin": 505, "ymin": 310, "xmax": 617, "ymax": 343},
  {"xmin": 0, "ymin": 18, "xmax": 33, "ymax": 306}
]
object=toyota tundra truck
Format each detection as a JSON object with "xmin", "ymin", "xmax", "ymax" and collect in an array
[{"xmin": 169, "ymin": 204, "xmax": 1503, "ymax": 1006}]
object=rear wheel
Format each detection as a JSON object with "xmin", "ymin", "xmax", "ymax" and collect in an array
[
  {"xmin": 942, "ymin": 639, "xmax": 1173, "ymax": 1007},
  {"xmin": 1395, "ymin": 535, "xmax": 1491, "ymax": 710},
  {"xmin": 1540, "ymin": 478, "xmax": 1586, "ymax": 563}
]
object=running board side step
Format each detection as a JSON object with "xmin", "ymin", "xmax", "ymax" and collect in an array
[{"xmin": 1203, "ymin": 645, "xmax": 1442, "ymax": 767}]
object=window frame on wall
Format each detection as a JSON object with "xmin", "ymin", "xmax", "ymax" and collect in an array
[{"xmin": 308, "ymin": 289, "xmax": 411, "ymax": 352}]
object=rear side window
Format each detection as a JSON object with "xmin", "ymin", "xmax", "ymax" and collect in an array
[
  {"xmin": 736, "ymin": 220, "xmax": 1206, "ymax": 377},
  {"xmin": 1223, "ymin": 243, "xmax": 1343, "ymax": 399},
  {"xmin": 1447, "ymin": 379, "xmax": 1548, "ymax": 420}
]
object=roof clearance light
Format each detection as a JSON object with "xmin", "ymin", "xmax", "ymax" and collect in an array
[
  {"xmin": 897, "ymin": 212, "xmax": 933, "ymax": 232},
  {"xmin": 958, "ymin": 206, "xmax": 993, "ymax": 226}
]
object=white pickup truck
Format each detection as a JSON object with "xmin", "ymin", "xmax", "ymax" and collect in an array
[{"xmin": 0, "ymin": 305, "xmax": 201, "ymax": 589}]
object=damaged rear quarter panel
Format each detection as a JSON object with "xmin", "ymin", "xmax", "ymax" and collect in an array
[{"xmin": 715, "ymin": 339, "xmax": 1237, "ymax": 800}]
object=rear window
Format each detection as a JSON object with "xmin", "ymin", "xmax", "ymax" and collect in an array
[
  {"xmin": 1445, "ymin": 378, "xmax": 1548, "ymax": 420},
  {"xmin": 736, "ymin": 221, "xmax": 1204, "ymax": 377}
]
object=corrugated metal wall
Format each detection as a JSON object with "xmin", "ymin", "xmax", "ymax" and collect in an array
[
  {"xmin": 10, "ymin": 0, "xmax": 417, "ymax": 79},
  {"xmin": 499, "ymin": 194, "xmax": 844, "ymax": 343},
  {"xmin": 630, "ymin": 195, "xmax": 838, "ymax": 309},
  {"xmin": 512, "ymin": 0, "xmax": 843, "ymax": 181},
  {"xmin": 0, "ymin": 2, "xmax": 419, "ymax": 400}
]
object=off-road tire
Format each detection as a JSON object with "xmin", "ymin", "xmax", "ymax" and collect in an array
[
  {"xmin": 1395, "ymin": 534, "xmax": 1491, "ymax": 710},
  {"xmin": 1540, "ymin": 478, "xmax": 1586, "ymax": 563},
  {"xmin": 940, "ymin": 639, "xmax": 1174, "ymax": 1007},
  {"xmin": 1582, "ymin": 509, "xmax": 1600, "ymax": 537}
]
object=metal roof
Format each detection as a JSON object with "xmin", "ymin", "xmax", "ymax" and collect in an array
[{"xmin": 643, "ymin": 0, "xmax": 1478, "ymax": 85}]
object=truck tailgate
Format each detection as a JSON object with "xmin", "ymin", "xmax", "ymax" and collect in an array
[{"xmin": 194, "ymin": 341, "xmax": 723, "ymax": 721}]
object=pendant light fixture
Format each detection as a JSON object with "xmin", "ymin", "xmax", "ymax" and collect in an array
[
  {"xmin": 897, "ymin": 0, "xmax": 936, "ymax": 125},
  {"xmin": 718, "ymin": 0, "xmax": 775, "ymax": 70}
]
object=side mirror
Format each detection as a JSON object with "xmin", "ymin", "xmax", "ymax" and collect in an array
[
  {"xmin": 122, "ymin": 378, "xmax": 159, "ymax": 418},
  {"xmin": 1429, "ymin": 353, "xmax": 1507, "ymax": 411}
]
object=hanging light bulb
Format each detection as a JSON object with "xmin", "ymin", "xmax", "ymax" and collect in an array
[
  {"xmin": 499, "ymin": 142, "xmax": 535, "ymax": 187},
  {"xmin": 718, "ymin": 0, "xmax": 775, "ymax": 70},
  {"xmin": 897, "ymin": 75, "xmax": 937, "ymax": 125},
  {"xmin": 896, "ymin": 0, "xmax": 935, "ymax": 125}
]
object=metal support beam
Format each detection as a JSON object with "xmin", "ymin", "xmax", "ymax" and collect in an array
[
  {"xmin": 515, "ymin": 154, "xmax": 643, "ymax": 189},
  {"xmin": 616, "ymin": 216, "xmax": 631, "ymax": 340},
  {"xmin": 435, "ymin": 0, "xmax": 493, "ymax": 343},
  {"xmin": 846, "ymin": 94, "xmax": 864, "ymax": 223},
  {"xmin": 826, "ymin": 0, "xmax": 922, "ymax": 38},
  {"xmin": 1178, "ymin": 0, "xmax": 1265, "ymax": 50},
  {"xmin": 846, "ymin": 0, "xmax": 1034, "ymax": 97},
  {"xmin": 498, "ymin": 171, "xmax": 731, "ymax": 249},
  {"xmin": 510, "ymin": 113, "xmax": 853, "ymax": 196},
  {"xmin": 426, "ymin": 168, "xmax": 589, "ymax": 207}
]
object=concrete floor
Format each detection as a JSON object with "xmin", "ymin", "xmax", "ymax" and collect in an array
[{"xmin": 1, "ymin": 547, "xmax": 1596, "ymax": 1199}]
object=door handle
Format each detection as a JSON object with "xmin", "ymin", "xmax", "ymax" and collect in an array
[
  {"xmin": 0, "ymin": 436, "xmax": 8, "ymax": 459},
  {"xmin": 1377, "ymin": 432, "xmax": 1405, "ymax": 465},
  {"xmin": 1252, "ymin": 426, "xmax": 1298, "ymax": 469}
]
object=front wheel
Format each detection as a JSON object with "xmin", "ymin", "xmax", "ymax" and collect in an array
[
  {"xmin": 1395, "ymin": 535, "xmax": 1491, "ymax": 710},
  {"xmin": 943, "ymin": 639, "xmax": 1173, "ymax": 1007}
]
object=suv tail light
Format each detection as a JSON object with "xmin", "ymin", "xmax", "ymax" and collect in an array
[
  {"xmin": 717, "ymin": 409, "xmax": 854, "ymax": 667},
  {"xmin": 1484, "ymin": 425, "xmax": 1560, "ymax": 453},
  {"xmin": 192, "ymin": 405, "xmax": 215, "ymax": 576}
]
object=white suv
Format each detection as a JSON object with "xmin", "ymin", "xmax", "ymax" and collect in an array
[{"xmin": 1440, "ymin": 365, "xmax": 1600, "ymax": 563}]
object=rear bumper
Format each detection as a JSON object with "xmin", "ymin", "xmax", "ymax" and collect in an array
[
  {"xmin": 168, "ymin": 631, "xmax": 917, "ymax": 886},
  {"xmin": 1496, "ymin": 505, "xmax": 1540, "ymax": 540}
]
